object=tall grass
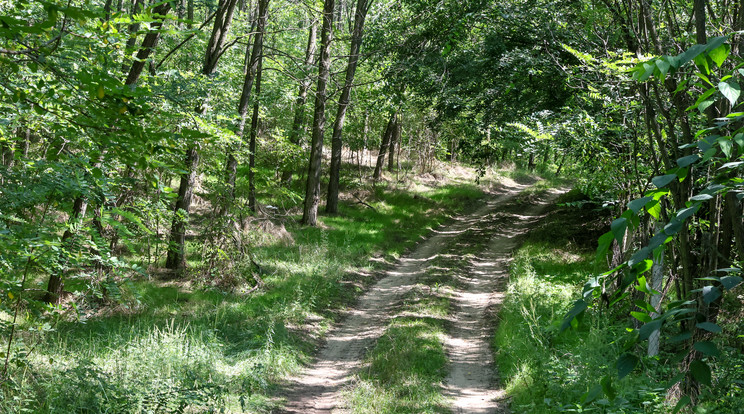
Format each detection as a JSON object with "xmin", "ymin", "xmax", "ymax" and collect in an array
[
  {"xmin": 492, "ymin": 198, "xmax": 669, "ymax": 413},
  {"xmin": 1, "ymin": 174, "xmax": 488, "ymax": 413}
]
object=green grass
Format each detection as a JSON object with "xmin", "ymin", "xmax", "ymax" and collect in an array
[
  {"xmin": 345, "ymin": 283, "xmax": 452, "ymax": 414},
  {"xmin": 492, "ymin": 192, "xmax": 672, "ymax": 413},
  {"xmin": 1, "ymin": 173, "xmax": 488, "ymax": 414},
  {"xmin": 343, "ymin": 186, "xmax": 492, "ymax": 413}
]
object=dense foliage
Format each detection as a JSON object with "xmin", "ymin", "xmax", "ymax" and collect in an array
[{"xmin": 0, "ymin": 0, "xmax": 742, "ymax": 412}]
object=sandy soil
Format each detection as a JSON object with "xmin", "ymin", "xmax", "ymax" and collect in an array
[{"xmin": 278, "ymin": 180, "xmax": 561, "ymax": 413}]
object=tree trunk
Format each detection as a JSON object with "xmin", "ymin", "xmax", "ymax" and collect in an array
[
  {"xmin": 387, "ymin": 115, "xmax": 400, "ymax": 172},
  {"xmin": 648, "ymin": 223, "xmax": 664, "ymax": 357},
  {"xmin": 302, "ymin": 0, "xmax": 335, "ymax": 226},
  {"xmin": 373, "ymin": 112, "xmax": 396, "ymax": 181},
  {"xmin": 204, "ymin": 0, "xmax": 239, "ymax": 76},
  {"xmin": 166, "ymin": 0, "xmax": 238, "ymax": 271},
  {"xmin": 281, "ymin": 19, "xmax": 319, "ymax": 185},
  {"xmin": 555, "ymin": 152, "xmax": 566, "ymax": 176},
  {"xmin": 325, "ymin": 0, "xmax": 370, "ymax": 213},
  {"xmin": 727, "ymin": 191, "xmax": 744, "ymax": 259},
  {"xmin": 187, "ymin": 0, "xmax": 194, "ymax": 27},
  {"xmin": 165, "ymin": 146, "xmax": 199, "ymax": 271},
  {"xmin": 124, "ymin": 2, "xmax": 171, "ymax": 86},
  {"xmin": 248, "ymin": 49, "xmax": 264, "ymax": 213},
  {"xmin": 224, "ymin": 0, "xmax": 268, "ymax": 213},
  {"xmin": 45, "ymin": 197, "xmax": 88, "ymax": 303},
  {"xmin": 122, "ymin": 0, "xmax": 144, "ymax": 73}
]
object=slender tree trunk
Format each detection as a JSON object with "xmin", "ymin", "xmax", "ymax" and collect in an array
[
  {"xmin": 281, "ymin": 19, "xmax": 319, "ymax": 185},
  {"xmin": 224, "ymin": 0, "xmax": 267, "ymax": 214},
  {"xmin": 104, "ymin": 0, "xmax": 114, "ymax": 19},
  {"xmin": 325, "ymin": 0, "xmax": 371, "ymax": 213},
  {"xmin": 223, "ymin": 18, "xmax": 257, "ymax": 209},
  {"xmin": 187, "ymin": 0, "xmax": 194, "ymax": 27},
  {"xmin": 45, "ymin": 197, "xmax": 88, "ymax": 303},
  {"xmin": 166, "ymin": 0, "xmax": 239, "ymax": 271},
  {"xmin": 125, "ymin": 2, "xmax": 172, "ymax": 86},
  {"xmin": 204, "ymin": 0, "xmax": 239, "ymax": 76},
  {"xmin": 0, "ymin": 138, "xmax": 12, "ymax": 168},
  {"xmin": 648, "ymin": 223, "xmax": 664, "ymax": 357},
  {"xmin": 387, "ymin": 115, "xmax": 400, "ymax": 172},
  {"xmin": 727, "ymin": 191, "xmax": 744, "ymax": 259},
  {"xmin": 302, "ymin": 0, "xmax": 335, "ymax": 226},
  {"xmin": 122, "ymin": 0, "xmax": 144, "ymax": 73},
  {"xmin": 248, "ymin": 50, "xmax": 264, "ymax": 212},
  {"xmin": 373, "ymin": 112, "xmax": 396, "ymax": 181},
  {"xmin": 165, "ymin": 146, "xmax": 199, "ymax": 271}
]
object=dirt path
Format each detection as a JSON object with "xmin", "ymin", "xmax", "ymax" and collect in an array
[{"xmin": 279, "ymin": 181, "xmax": 561, "ymax": 413}]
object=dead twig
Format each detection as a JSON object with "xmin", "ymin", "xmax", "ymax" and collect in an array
[{"xmin": 353, "ymin": 193, "xmax": 377, "ymax": 211}]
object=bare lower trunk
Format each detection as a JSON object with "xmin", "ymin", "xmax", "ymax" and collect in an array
[
  {"xmin": 373, "ymin": 113, "xmax": 396, "ymax": 181},
  {"xmin": 165, "ymin": 146, "xmax": 200, "ymax": 271},
  {"xmin": 302, "ymin": 0, "xmax": 335, "ymax": 226},
  {"xmin": 648, "ymin": 222, "xmax": 664, "ymax": 357},
  {"xmin": 45, "ymin": 197, "xmax": 88, "ymax": 303},
  {"xmin": 387, "ymin": 116, "xmax": 400, "ymax": 172},
  {"xmin": 325, "ymin": 0, "xmax": 370, "ymax": 214}
]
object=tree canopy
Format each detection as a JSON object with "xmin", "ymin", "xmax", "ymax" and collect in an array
[{"xmin": 1, "ymin": 0, "xmax": 743, "ymax": 411}]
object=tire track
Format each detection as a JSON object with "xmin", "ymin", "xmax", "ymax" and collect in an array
[{"xmin": 279, "ymin": 182, "xmax": 559, "ymax": 413}]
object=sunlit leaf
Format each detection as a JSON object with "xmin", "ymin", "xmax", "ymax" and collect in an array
[{"xmin": 719, "ymin": 81, "xmax": 741, "ymax": 106}]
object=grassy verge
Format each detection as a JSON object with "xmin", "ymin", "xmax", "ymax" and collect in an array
[
  {"xmin": 492, "ymin": 189, "xmax": 673, "ymax": 413},
  {"xmin": 1, "ymin": 170, "xmax": 488, "ymax": 413}
]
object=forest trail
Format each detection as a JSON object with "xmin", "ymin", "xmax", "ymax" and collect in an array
[{"xmin": 279, "ymin": 180, "xmax": 562, "ymax": 413}]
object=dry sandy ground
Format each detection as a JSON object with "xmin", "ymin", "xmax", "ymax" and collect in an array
[{"xmin": 278, "ymin": 180, "xmax": 562, "ymax": 413}]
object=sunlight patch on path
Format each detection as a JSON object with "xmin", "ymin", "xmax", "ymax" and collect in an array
[{"xmin": 278, "ymin": 183, "xmax": 562, "ymax": 413}]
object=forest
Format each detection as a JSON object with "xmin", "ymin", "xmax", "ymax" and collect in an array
[{"xmin": 0, "ymin": 0, "xmax": 743, "ymax": 412}]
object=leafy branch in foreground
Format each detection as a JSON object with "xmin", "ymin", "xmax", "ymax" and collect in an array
[{"xmin": 562, "ymin": 35, "xmax": 744, "ymax": 412}]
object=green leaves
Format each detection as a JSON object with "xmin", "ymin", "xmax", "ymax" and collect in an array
[
  {"xmin": 632, "ymin": 36, "xmax": 731, "ymax": 82},
  {"xmin": 639, "ymin": 319, "xmax": 662, "ymax": 340},
  {"xmin": 652, "ymin": 174, "xmax": 677, "ymax": 188},
  {"xmin": 707, "ymin": 36, "xmax": 730, "ymax": 67},
  {"xmin": 718, "ymin": 80, "xmax": 741, "ymax": 106},
  {"xmin": 610, "ymin": 217, "xmax": 627, "ymax": 243},
  {"xmin": 676, "ymin": 154, "xmax": 699, "ymax": 168},
  {"xmin": 689, "ymin": 360, "xmax": 712, "ymax": 386},
  {"xmin": 600, "ymin": 375, "xmax": 616, "ymax": 401},
  {"xmin": 560, "ymin": 299, "xmax": 587, "ymax": 331},
  {"xmin": 628, "ymin": 196, "xmax": 653, "ymax": 213},
  {"xmin": 617, "ymin": 353, "xmax": 639, "ymax": 379}
]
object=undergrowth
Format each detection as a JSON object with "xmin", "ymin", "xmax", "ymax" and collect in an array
[
  {"xmin": 0, "ymin": 171, "xmax": 488, "ymax": 413},
  {"xmin": 493, "ymin": 189, "xmax": 744, "ymax": 413}
]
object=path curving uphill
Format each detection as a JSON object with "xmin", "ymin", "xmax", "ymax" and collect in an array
[{"xmin": 279, "ymin": 181, "xmax": 562, "ymax": 413}]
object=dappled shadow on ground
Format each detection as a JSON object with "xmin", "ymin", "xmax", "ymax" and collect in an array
[
  {"xmin": 31, "ymin": 181, "xmax": 489, "ymax": 413},
  {"xmin": 280, "ymin": 184, "xmax": 561, "ymax": 413}
]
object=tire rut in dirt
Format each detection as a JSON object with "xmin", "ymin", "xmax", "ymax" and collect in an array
[
  {"xmin": 442, "ymin": 192, "xmax": 560, "ymax": 414},
  {"xmin": 278, "ymin": 185, "xmax": 558, "ymax": 413}
]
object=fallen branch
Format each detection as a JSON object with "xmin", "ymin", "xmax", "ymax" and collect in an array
[{"xmin": 353, "ymin": 193, "xmax": 377, "ymax": 211}]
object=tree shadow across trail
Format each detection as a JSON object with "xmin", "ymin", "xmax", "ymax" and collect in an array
[{"xmin": 280, "ymin": 182, "xmax": 562, "ymax": 413}]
